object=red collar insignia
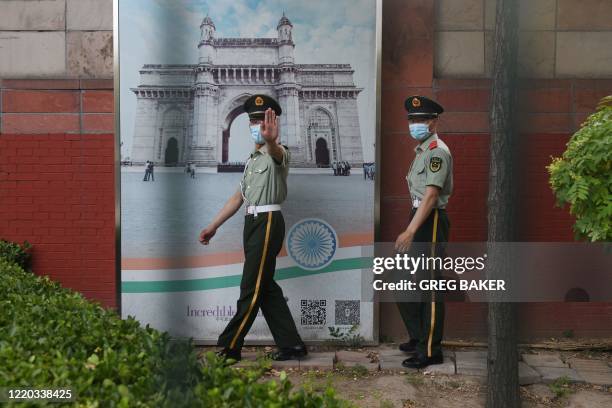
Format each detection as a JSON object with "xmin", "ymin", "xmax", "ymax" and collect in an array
[{"xmin": 428, "ymin": 140, "xmax": 438, "ymax": 150}]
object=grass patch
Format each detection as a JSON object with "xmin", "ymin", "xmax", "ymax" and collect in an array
[
  {"xmin": 335, "ymin": 362, "xmax": 370, "ymax": 379},
  {"xmin": 405, "ymin": 372, "xmax": 425, "ymax": 387},
  {"xmin": 548, "ymin": 376, "xmax": 574, "ymax": 399}
]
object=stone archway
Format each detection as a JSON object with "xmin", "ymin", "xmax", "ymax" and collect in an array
[
  {"xmin": 308, "ymin": 108, "xmax": 337, "ymax": 164},
  {"xmin": 221, "ymin": 104, "xmax": 247, "ymax": 163},
  {"xmin": 315, "ymin": 137, "xmax": 330, "ymax": 167},
  {"xmin": 131, "ymin": 19, "xmax": 364, "ymax": 167},
  {"xmin": 165, "ymin": 137, "xmax": 179, "ymax": 165}
]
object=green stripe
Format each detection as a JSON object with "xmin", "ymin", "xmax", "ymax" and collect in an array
[{"xmin": 121, "ymin": 257, "xmax": 370, "ymax": 293}]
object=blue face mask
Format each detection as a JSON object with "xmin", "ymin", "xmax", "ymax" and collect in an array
[
  {"xmin": 249, "ymin": 124, "xmax": 264, "ymax": 144},
  {"xmin": 409, "ymin": 123, "xmax": 431, "ymax": 141}
]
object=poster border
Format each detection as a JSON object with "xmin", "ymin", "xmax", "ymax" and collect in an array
[
  {"xmin": 113, "ymin": 0, "xmax": 122, "ymax": 313},
  {"xmin": 113, "ymin": 0, "xmax": 382, "ymax": 344}
]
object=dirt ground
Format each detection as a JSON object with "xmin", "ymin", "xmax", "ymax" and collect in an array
[
  {"xmin": 277, "ymin": 369, "xmax": 612, "ymax": 408},
  {"xmin": 201, "ymin": 341, "xmax": 612, "ymax": 407}
]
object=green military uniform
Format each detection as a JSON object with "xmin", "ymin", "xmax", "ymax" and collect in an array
[
  {"xmin": 217, "ymin": 96, "xmax": 304, "ymax": 354},
  {"xmin": 240, "ymin": 144, "xmax": 289, "ymax": 206},
  {"xmin": 396, "ymin": 95, "xmax": 453, "ymax": 362}
]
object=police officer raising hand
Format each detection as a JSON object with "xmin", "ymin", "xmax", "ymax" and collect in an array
[{"xmin": 200, "ymin": 94, "xmax": 307, "ymax": 363}]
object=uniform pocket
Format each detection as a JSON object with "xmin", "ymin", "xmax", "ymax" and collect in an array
[{"xmin": 250, "ymin": 162, "xmax": 270, "ymax": 187}]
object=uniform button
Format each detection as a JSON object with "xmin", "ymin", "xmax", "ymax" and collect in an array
[
  {"xmin": 254, "ymin": 158, "xmax": 257, "ymax": 161},
  {"xmin": 249, "ymin": 171, "xmax": 252, "ymax": 175},
  {"xmin": 247, "ymin": 186, "xmax": 250, "ymax": 189}
]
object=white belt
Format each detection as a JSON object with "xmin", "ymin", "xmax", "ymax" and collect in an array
[
  {"xmin": 246, "ymin": 204, "xmax": 281, "ymax": 217},
  {"xmin": 412, "ymin": 198, "xmax": 446, "ymax": 210}
]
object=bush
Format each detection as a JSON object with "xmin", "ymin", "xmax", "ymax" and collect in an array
[
  {"xmin": 0, "ymin": 239, "xmax": 32, "ymax": 270},
  {"xmin": 0, "ymin": 258, "xmax": 349, "ymax": 407},
  {"xmin": 548, "ymin": 96, "xmax": 612, "ymax": 241},
  {"xmin": 0, "ymin": 258, "xmax": 201, "ymax": 407},
  {"xmin": 197, "ymin": 353, "xmax": 349, "ymax": 407}
]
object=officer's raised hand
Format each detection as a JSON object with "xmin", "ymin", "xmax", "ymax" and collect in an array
[{"xmin": 260, "ymin": 108, "xmax": 278, "ymax": 143}]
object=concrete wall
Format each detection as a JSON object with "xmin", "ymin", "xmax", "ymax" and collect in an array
[
  {"xmin": 0, "ymin": 0, "xmax": 113, "ymax": 79},
  {"xmin": 435, "ymin": 0, "xmax": 612, "ymax": 78}
]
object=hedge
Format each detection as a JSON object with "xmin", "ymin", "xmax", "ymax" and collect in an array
[{"xmin": 0, "ymin": 250, "xmax": 349, "ymax": 407}]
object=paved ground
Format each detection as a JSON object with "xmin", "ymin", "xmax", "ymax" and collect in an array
[
  {"xmin": 230, "ymin": 346, "xmax": 612, "ymax": 387},
  {"xmin": 121, "ymin": 172, "xmax": 374, "ymax": 257},
  {"xmin": 202, "ymin": 345, "xmax": 612, "ymax": 407}
]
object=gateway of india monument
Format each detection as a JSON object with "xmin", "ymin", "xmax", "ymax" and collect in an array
[{"xmin": 130, "ymin": 13, "xmax": 364, "ymax": 168}]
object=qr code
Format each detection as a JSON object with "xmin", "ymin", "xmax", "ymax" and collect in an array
[
  {"xmin": 300, "ymin": 299, "xmax": 326, "ymax": 326},
  {"xmin": 335, "ymin": 300, "xmax": 360, "ymax": 325}
]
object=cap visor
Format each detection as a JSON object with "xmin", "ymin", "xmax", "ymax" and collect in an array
[{"xmin": 407, "ymin": 113, "xmax": 438, "ymax": 119}]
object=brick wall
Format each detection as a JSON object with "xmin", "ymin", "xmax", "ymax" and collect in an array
[
  {"xmin": 0, "ymin": 78, "xmax": 116, "ymax": 308},
  {"xmin": 379, "ymin": 0, "xmax": 612, "ymax": 340},
  {"xmin": 0, "ymin": 132, "xmax": 115, "ymax": 306},
  {"xmin": 0, "ymin": 0, "xmax": 116, "ymax": 308}
]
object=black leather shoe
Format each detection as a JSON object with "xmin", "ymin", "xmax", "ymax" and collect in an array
[
  {"xmin": 402, "ymin": 353, "xmax": 443, "ymax": 369},
  {"xmin": 398, "ymin": 339, "xmax": 418, "ymax": 353},
  {"xmin": 216, "ymin": 348, "xmax": 241, "ymax": 362},
  {"xmin": 269, "ymin": 344, "xmax": 308, "ymax": 361}
]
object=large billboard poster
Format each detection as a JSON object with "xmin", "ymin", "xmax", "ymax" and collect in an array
[{"xmin": 118, "ymin": 0, "xmax": 378, "ymax": 343}]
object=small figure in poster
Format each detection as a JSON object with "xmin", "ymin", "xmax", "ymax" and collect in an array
[
  {"xmin": 148, "ymin": 161, "xmax": 155, "ymax": 181},
  {"xmin": 143, "ymin": 160, "xmax": 151, "ymax": 181},
  {"xmin": 199, "ymin": 94, "xmax": 307, "ymax": 363}
]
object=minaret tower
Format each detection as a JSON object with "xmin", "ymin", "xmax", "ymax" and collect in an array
[
  {"xmin": 198, "ymin": 14, "xmax": 215, "ymax": 64},
  {"xmin": 277, "ymin": 12, "xmax": 294, "ymax": 64},
  {"xmin": 276, "ymin": 13, "xmax": 304, "ymax": 163},
  {"xmin": 192, "ymin": 14, "xmax": 219, "ymax": 165}
]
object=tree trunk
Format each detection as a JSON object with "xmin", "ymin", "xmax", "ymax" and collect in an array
[{"xmin": 486, "ymin": 0, "xmax": 521, "ymax": 407}]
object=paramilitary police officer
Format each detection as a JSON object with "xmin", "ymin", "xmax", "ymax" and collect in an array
[
  {"xmin": 199, "ymin": 94, "xmax": 307, "ymax": 362},
  {"xmin": 394, "ymin": 95, "xmax": 453, "ymax": 369}
]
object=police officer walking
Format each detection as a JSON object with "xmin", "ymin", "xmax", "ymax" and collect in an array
[
  {"xmin": 395, "ymin": 95, "xmax": 453, "ymax": 369},
  {"xmin": 199, "ymin": 94, "xmax": 307, "ymax": 362}
]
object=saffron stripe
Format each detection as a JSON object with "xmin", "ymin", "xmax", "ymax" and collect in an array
[{"xmin": 427, "ymin": 209, "xmax": 439, "ymax": 358}]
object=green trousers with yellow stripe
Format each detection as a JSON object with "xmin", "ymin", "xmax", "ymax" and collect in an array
[
  {"xmin": 217, "ymin": 211, "xmax": 303, "ymax": 351},
  {"xmin": 396, "ymin": 208, "xmax": 449, "ymax": 358}
]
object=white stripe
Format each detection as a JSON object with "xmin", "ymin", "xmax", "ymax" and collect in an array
[{"xmin": 122, "ymin": 245, "xmax": 368, "ymax": 282}]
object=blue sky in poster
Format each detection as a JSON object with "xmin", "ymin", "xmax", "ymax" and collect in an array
[{"xmin": 119, "ymin": 0, "xmax": 376, "ymax": 162}]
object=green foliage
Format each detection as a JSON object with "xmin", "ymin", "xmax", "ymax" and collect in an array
[
  {"xmin": 548, "ymin": 376, "xmax": 573, "ymax": 399},
  {"xmin": 0, "ymin": 257, "xmax": 349, "ymax": 407},
  {"xmin": 327, "ymin": 325, "xmax": 365, "ymax": 348},
  {"xmin": 0, "ymin": 258, "xmax": 201, "ymax": 407},
  {"xmin": 0, "ymin": 239, "xmax": 32, "ymax": 270},
  {"xmin": 198, "ymin": 352, "xmax": 351, "ymax": 407},
  {"xmin": 548, "ymin": 96, "xmax": 612, "ymax": 241}
]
